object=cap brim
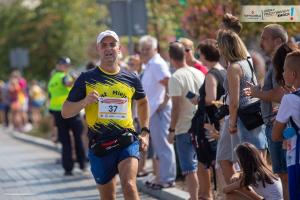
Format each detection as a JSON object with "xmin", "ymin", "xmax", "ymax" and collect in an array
[{"xmin": 97, "ymin": 32, "xmax": 119, "ymax": 44}]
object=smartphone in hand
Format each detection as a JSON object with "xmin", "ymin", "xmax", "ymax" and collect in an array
[{"xmin": 185, "ymin": 91, "xmax": 196, "ymax": 99}]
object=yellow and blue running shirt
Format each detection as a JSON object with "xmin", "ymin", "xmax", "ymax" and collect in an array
[{"xmin": 67, "ymin": 67, "xmax": 145, "ymax": 141}]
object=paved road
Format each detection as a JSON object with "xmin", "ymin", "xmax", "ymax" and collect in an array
[{"xmin": 0, "ymin": 127, "xmax": 158, "ymax": 200}]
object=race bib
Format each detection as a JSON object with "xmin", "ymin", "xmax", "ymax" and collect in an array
[{"xmin": 98, "ymin": 97, "xmax": 128, "ymax": 119}]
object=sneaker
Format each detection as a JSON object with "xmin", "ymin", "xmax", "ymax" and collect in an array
[{"xmin": 64, "ymin": 171, "xmax": 73, "ymax": 176}]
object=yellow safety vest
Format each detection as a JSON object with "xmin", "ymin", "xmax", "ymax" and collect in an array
[{"xmin": 48, "ymin": 71, "xmax": 71, "ymax": 111}]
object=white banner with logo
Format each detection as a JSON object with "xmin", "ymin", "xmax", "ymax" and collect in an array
[{"xmin": 241, "ymin": 5, "xmax": 300, "ymax": 22}]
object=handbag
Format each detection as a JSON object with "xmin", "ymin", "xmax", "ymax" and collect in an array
[
  {"xmin": 237, "ymin": 58, "xmax": 264, "ymax": 130},
  {"xmin": 238, "ymin": 100, "xmax": 264, "ymax": 130}
]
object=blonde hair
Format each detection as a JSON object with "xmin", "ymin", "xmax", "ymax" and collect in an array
[
  {"xmin": 217, "ymin": 29, "xmax": 248, "ymax": 62},
  {"xmin": 178, "ymin": 37, "xmax": 194, "ymax": 51},
  {"xmin": 285, "ymin": 50, "xmax": 300, "ymax": 73}
]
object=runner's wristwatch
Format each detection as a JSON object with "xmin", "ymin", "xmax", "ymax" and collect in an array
[{"xmin": 140, "ymin": 127, "xmax": 150, "ymax": 134}]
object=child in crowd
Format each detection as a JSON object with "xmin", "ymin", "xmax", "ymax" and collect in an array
[
  {"xmin": 223, "ymin": 143, "xmax": 283, "ymax": 200},
  {"xmin": 273, "ymin": 50, "xmax": 300, "ymax": 200}
]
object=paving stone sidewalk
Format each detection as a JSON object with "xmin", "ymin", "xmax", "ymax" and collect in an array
[{"xmin": 0, "ymin": 127, "xmax": 157, "ymax": 200}]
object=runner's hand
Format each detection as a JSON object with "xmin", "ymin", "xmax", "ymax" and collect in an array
[
  {"xmin": 139, "ymin": 132, "xmax": 149, "ymax": 152},
  {"xmin": 82, "ymin": 90, "xmax": 99, "ymax": 107}
]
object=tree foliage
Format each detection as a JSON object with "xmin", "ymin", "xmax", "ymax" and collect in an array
[
  {"xmin": 0, "ymin": 0, "xmax": 107, "ymax": 81},
  {"xmin": 146, "ymin": 0, "xmax": 185, "ymax": 50}
]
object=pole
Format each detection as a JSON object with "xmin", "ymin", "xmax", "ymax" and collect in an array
[{"xmin": 127, "ymin": 0, "xmax": 133, "ymax": 54}]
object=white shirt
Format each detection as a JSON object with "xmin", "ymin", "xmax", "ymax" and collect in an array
[
  {"xmin": 276, "ymin": 89, "xmax": 300, "ymax": 167},
  {"xmin": 252, "ymin": 178, "xmax": 283, "ymax": 200},
  {"xmin": 141, "ymin": 53, "xmax": 171, "ymax": 117},
  {"xmin": 168, "ymin": 66, "xmax": 204, "ymax": 135}
]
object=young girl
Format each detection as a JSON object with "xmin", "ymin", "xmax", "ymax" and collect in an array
[{"xmin": 224, "ymin": 142, "xmax": 283, "ymax": 200}]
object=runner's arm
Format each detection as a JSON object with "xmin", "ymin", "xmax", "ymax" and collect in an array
[
  {"xmin": 62, "ymin": 90, "xmax": 99, "ymax": 118},
  {"xmin": 136, "ymin": 96, "xmax": 150, "ymax": 130},
  {"xmin": 136, "ymin": 96, "xmax": 150, "ymax": 152},
  {"xmin": 61, "ymin": 100, "xmax": 85, "ymax": 118}
]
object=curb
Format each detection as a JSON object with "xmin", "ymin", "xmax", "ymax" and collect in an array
[
  {"xmin": 5, "ymin": 127, "xmax": 190, "ymax": 200},
  {"xmin": 6, "ymin": 127, "xmax": 61, "ymax": 153},
  {"xmin": 137, "ymin": 177, "xmax": 189, "ymax": 200}
]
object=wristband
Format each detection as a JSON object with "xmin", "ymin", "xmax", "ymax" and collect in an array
[{"xmin": 140, "ymin": 127, "xmax": 150, "ymax": 134}]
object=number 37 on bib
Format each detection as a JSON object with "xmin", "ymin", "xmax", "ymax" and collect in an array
[{"xmin": 98, "ymin": 97, "xmax": 128, "ymax": 119}]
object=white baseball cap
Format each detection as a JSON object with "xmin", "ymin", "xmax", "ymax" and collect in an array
[{"xmin": 96, "ymin": 30, "xmax": 119, "ymax": 44}]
